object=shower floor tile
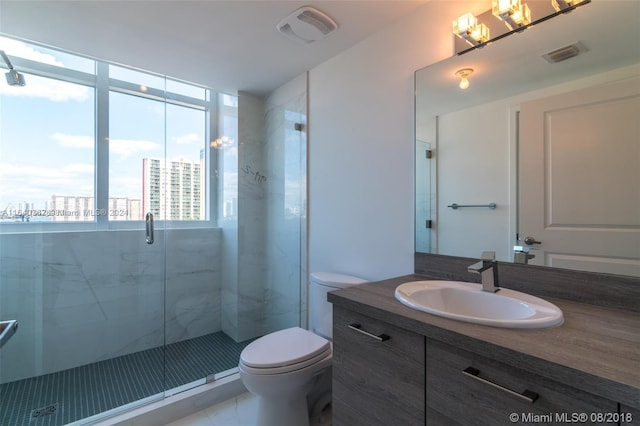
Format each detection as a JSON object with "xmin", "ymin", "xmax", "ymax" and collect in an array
[{"xmin": 0, "ymin": 331, "xmax": 252, "ymax": 426}]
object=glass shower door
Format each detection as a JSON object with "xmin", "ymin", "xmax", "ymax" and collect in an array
[
  {"xmin": 0, "ymin": 47, "xmax": 169, "ymax": 425},
  {"xmin": 107, "ymin": 64, "xmax": 171, "ymax": 407}
]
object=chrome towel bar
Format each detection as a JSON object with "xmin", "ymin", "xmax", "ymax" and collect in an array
[{"xmin": 448, "ymin": 203, "xmax": 496, "ymax": 210}]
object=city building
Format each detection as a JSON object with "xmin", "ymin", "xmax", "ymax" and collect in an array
[
  {"xmin": 142, "ymin": 157, "xmax": 203, "ymax": 220},
  {"xmin": 50, "ymin": 195, "xmax": 141, "ymax": 221}
]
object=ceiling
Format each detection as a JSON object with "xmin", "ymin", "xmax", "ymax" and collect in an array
[
  {"xmin": 0, "ymin": 0, "xmax": 436, "ymax": 96},
  {"xmin": 416, "ymin": 0, "xmax": 640, "ymax": 118}
]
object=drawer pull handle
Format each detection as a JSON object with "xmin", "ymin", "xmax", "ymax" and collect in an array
[
  {"xmin": 348, "ymin": 323, "xmax": 390, "ymax": 342},
  {"xmin": 462, "ymin": 367, "xmax": 538, "ymax": 403}
]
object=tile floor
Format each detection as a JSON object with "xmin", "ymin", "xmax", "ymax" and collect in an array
[
  {"xmin": 165, "ymin": 392, "xmax": 332, "ymax": 426},
  {"xmin": 0, "ymin": 332, "xmax": 252, "ymax": 426}
]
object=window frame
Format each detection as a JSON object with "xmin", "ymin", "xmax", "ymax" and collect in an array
[{"xmin": 1, "ymin": 45, "xmax": 222, "ymax": 233}]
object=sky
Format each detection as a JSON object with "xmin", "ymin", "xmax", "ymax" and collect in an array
[{"xmin": 0, "ymin": 36, "xmax": 208, "ymax": 214}]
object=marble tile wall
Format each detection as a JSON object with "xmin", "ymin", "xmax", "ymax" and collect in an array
[
  {"xmin": 221, "ymin": 73, "xmax": 307, "ymax": 342},
  {"xmin": 165, "ymin": 228, "xmax": 222, "ymax": 343},
  {"xmin": 0, "ymin": 227, "xmax": 221, "ymax": 384},
  {"xmin": 221, "ymin": 92, "xmax": 268, "ymax": 342}
]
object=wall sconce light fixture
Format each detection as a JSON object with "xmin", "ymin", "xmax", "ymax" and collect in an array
[
  {"xmin": 455, "ymin": 68, "xmax": 473, "ymax": 90},
  {"xmin": 453, "ymin": 13, "xmax": 491, "ymax": 47},
  {"xmin": 211, "ymin": 135, "xmax": 235, "ymax": 149},
  {"xmin": 552, "ymin": 0, "xmax": 586, "ymax": 12},
  {"xmin": 492, "ymin": 0, "xmax": 531, "ymax": 31},
  {"xmin": 452, "ymin": 0, "xmax": 590, "ymax": 55}
]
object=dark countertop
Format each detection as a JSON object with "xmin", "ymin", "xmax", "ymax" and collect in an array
[{"xmin": 328, "ymin": 274, "xmax": 640, "ymax": 408}]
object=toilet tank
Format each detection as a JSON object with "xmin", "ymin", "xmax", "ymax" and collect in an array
[{"xmin": 310, "ymin": 272, "xmax": 367, "ymax": 340}]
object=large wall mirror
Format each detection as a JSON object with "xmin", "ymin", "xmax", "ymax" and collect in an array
[{"xmin": 415, "ymin": 0, "xmax": 639, "ymax": 277}]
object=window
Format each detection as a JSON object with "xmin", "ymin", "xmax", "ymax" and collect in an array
[
  {"xmin": 0, "ymin": 73, "xmax": 95, "ymax": 222},
  {"xmin": 109, "ymin": 91, "xmax": 165, "ymax": 221},
  {"xmin": 0, "ymin": 36, "xmax": 234, "ymax": 227}
]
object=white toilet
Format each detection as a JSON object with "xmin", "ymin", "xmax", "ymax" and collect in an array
[{"xmin": 238, "ymin": 272, "xmax": 367, "ymax": 426}]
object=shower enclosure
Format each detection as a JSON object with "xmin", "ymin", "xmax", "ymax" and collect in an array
[
  {"xmin": 415, "ymin": 139, "xmax": 433, "ymax": 253},
  {"xmin": 0, "ymin": 36, "xmax": 307, "ymax": 425}
]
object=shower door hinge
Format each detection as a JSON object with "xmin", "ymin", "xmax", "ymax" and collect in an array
[
  {"xmin": 294, "ymin": 123, "xmax": 304, "ymax": 131},
  {"xmin": 426, "ymin": 149, "xmax": 433, "ymax": 159},
  {"xmin": 426, "ymin": 220, "xmax": 433, "ymax": 229}
]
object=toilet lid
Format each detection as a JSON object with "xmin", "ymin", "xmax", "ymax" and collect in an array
[
  {"xmin": 240, "ymin": 327, "xmax": 330, "ymax": 369},
  {"xmin": 311, "ymin": 272, "xmax": 367, "ymax": 288}
]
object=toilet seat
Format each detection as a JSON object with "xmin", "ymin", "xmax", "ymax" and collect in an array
[
  {"xmin": 239, "ymin": 348, "xmax": 331, "ymax": 376},
  {"xmin": 239, "ymin": 327, "xmax": 331, "ymax": 375}
]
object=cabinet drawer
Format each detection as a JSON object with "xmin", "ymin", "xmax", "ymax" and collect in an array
[
  {"xmin": 332, "ymin": 306, "xmax": 425, "ymax": 426},
  {"xmin": 620, "ymin": 405, "xmax": 639, "ymax": 426},
  {"xmin": 426, "ymin": 339, "xmax": 618, "ymax": 425}
]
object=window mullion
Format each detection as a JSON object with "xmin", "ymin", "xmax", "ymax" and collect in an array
[
  {"xmin": 206, "ymin": 93, "xmax": 215, "ymax": 222},
  {"xmin": 95, "ymin": 61, "xmax": 109, "ymax": 228},
  {"xmin": 10, "ymin": 56, "xmax": 96, "ymax": 87}
]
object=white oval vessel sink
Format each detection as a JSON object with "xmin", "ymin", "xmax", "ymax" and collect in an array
[{"xmin": 394, "ymin": 280, "xmax": 563, "ymax": 329}]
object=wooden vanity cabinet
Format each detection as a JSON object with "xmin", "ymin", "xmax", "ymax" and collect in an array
[
  {"xmin": 620, "ymin": 405, "xmax": 640, "ymax": 425},
  {"xmin": 331, "ymin": 306, "xmax": 425, "ymax": 426},
  {"xmin": 426, "ymin": 339, "xmax": 619, "ymax": 426},
  {"xmin": 331, "ymin": 303, "xmax": 634, "ymax": 426}
]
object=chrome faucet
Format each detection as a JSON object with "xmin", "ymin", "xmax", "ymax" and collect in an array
[
  {"xmin": 513, "ymin": 245, "xmax": 535, "ymax": 264},
  {"xmin": 468, "ymin": 251, "xmax": 499, "ymax": 293}
]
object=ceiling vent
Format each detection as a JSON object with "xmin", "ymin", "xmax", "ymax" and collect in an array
[
  {"xmin": 541, "ymin": 42, "xmax": 588, "ymax": 63},
  {"xmin": 277, "ymin": 6, "xmax": 338, "ymax": 44}
]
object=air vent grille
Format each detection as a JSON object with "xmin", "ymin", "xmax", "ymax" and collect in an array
[
  {"xmin": 298, "ymin": 10, "xmax": 335, "ymax": 35},
  {"xmin": 277, "ymin": 6, "xmax": 338, "ymax": 44},
  {"xmin": 542, "ymin": 42, "xmax": 588, "ymax": 63}
]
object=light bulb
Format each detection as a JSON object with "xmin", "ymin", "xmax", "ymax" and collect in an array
[{"xmin": 455, "ymin": 68, "xmax": 473, "ymax": 90}]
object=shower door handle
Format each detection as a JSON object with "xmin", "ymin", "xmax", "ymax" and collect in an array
[{"xmin": 145, "ymin": 212, "xmax": 154, "ymax": 244}]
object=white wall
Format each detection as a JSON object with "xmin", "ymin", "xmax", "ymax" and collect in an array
[
  {"xmin": 222, "ymin": 92, "xmax": 268, "ymax": 342},
  {"xmin": 437, "ymin": 102, "xmax": 514, "ymax": 261},
  {"xmin": 308, "ymin": 1, "xmax": 460, "ymax": 281},
  {"xmin": 310, "ymin": 1, "xmax": 640, "ymax": 275}
]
